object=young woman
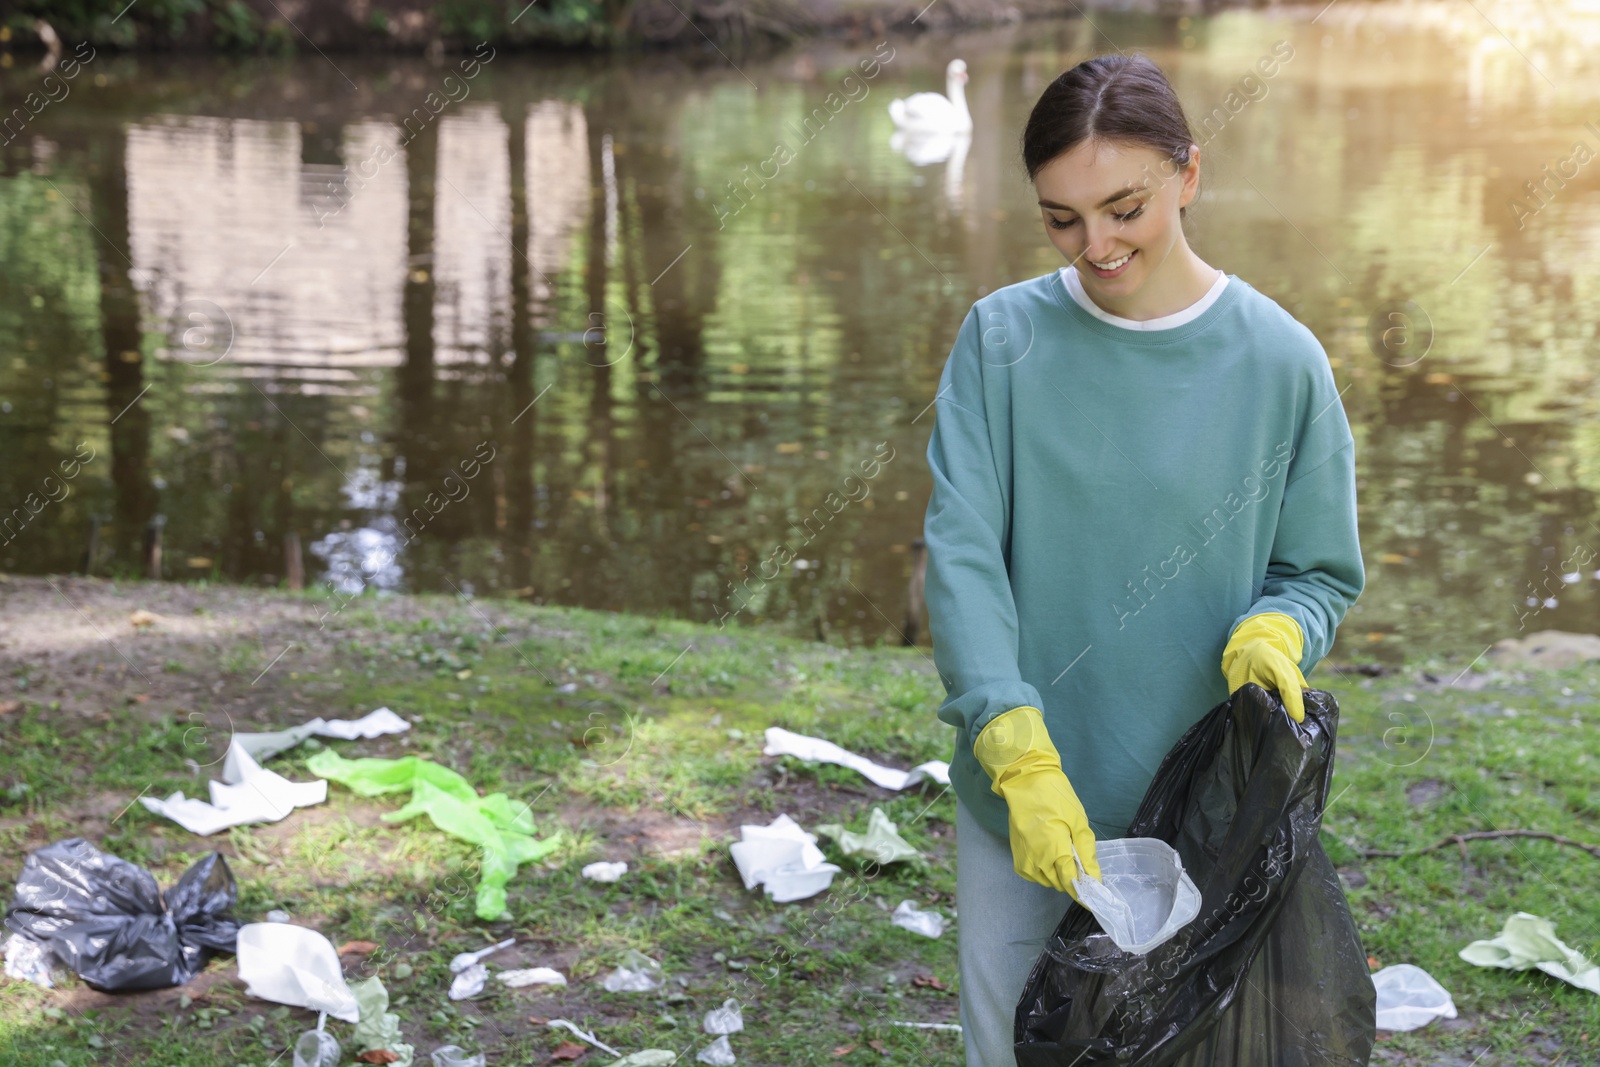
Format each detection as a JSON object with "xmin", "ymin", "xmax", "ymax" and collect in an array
[{"xmin": 921, "ymin": 53, "xmax": 1364, "ymax": 1065}]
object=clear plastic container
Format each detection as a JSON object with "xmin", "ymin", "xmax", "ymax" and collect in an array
[
  {"xmin": 1071, "ymin": 837, "xmax": 1202, "ymax": 955},
  {"xmin": 292, "ymin": 1030, "xmax": 341, "ymax": 1067}
]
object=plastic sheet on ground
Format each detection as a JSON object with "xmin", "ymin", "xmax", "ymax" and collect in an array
[
  {"xmin": 498, "ymin": 966, "xmax": 567, "ymax": 988},
  {"xmin": 762, "ymin": 727, "xmax": 949, "ymax": 790},
  {"xmin": 815, "ymin": 807, "xmax": 923, "ymax": 866},
  {"xmin": 429, "ymin": 1046, "xmax": 487, "ymax": 1067},
  {"xmin": 352, "ymin": 974, "xmax": 415, "ymax": 1067},
  {"xmin": 236, "ymin": 923, "xmax": 359, "ymax": 1022},
  {"xmin": 234, "ymin": 707, "xmax": 411, "ymax": 762},
  {"xmin": 1371, "ymin": 964, "xmax": 1459, "ymax": 1031},
  {"xmin": 1068, "ymin": 837, "xmax": 1201, "ymax": 956},
  {"xmin": 1459, "ymin": 912, "xmax": 1600, "ymax": 994},
  {"xmin": 1014, "ymin": 684, "xmax": 1376, "ymax": 1066},
  {"xmin": 612, "ymin": 1051, "xmax": 679, "ymax": 1066},
  {"xmin": 703, "ymin": 997, "xmax": 744, "ymax": 1034},
  {"xmin": 697, "ymin": 1034, "xmax": 736, "ymax": 1065},
  {"xmin": 890, "ymin": 900, "xmax": 945, "ymax": 938},
  {"xmin": 4, "ymin": 838, "xmax": 239, "ymax": 992},
  {"xmin": 139, "ymin": 740, "xmax": 329, "ymax": 835},
  {"xmin": 602, "ymin": 948, "xmax": 665, "ymax": 992},
  {"xmin": 306, "ymin": 750, "xmax": 562, "ymax": 920},
  {"xmin": 728, "ymin": 814, "xmax": 842, "ymax": 903},
  {"xmin": 582, "ymin": 860, "xmax": 629, "ymax": 882}
]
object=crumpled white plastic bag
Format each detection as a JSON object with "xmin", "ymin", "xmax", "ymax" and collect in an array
[
  {"xmin": 236, "ymin": 923, "xmax": 359, "ymax": 1023},
  {"xmin": 728, "ymin": 814, "xmax": 841, "ymax": 903},
  {"xmin": 1371, "ymin": 963, "xmax": 1458, "ymax": 1031}
]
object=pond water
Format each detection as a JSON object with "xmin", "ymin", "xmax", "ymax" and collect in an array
[{"xmin": 3, "ymin": 2, "xmax": 1599, "ymax": 664}]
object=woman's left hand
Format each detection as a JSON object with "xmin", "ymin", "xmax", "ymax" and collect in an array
[{"xmin": 1220, "ymin": 612, "xmax": 1308, "ymax": 723}]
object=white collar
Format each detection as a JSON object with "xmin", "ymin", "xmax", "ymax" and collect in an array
[{"xmin": 1059, "ymin": 266, "xmax": 1228, "ymax": 330}]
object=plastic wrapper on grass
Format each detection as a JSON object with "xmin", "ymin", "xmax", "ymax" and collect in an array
[
  {"xmin": 3, "ymin": 837, "xmax": 238, "ymax": 992},
  {"xmin": 1014, "ymin": 684, "xmax": 1376, "ymax": 1066},
  {"xmin": 306, "ymin": 751, "xmax": 561, "ymax": 920}
]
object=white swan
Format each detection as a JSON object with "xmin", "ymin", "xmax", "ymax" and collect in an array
[{"xmin": 888, "ymin": 59, "xmax": 972, "ymax": 133}]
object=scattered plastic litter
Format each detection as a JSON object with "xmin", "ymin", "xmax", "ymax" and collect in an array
[
  {"xmin": 450, "ymin": 937, "xmax": 515, "ymax": 972},
  {"xmin": 582, "ymin": 861, "xmax": 629, "ymax": 882},
  {"xmin": 602, "ymin": 948, "xmax": 665, "ymax": 992},
  {"xmin": 266, "ymin": 909, "xmax": 292, "ymax": 923},
  {"xmin": 307, "ymin": 751, "xmax": 562, "ymax": 920},
  {"xmin": 140, "ymin": 740, "xmax": 329, "ymax": 835},
  {"xmin": 762, "ymin": 727, "xmax": 949, "ymax": 790},
  {"xmin": 429, "ymin": 1044, "xmax": 487, "ymax": 1067},
  {"xmin": 1460, "ymin": 912, "xmax": 1600, "ymax": 994},
  {"xmin": 612, "ymin": 1051, "xmax": 679, "ymax": 1066},
  {"xmin": 728, "ymin": 814, "xmax": 842, "ymax": 903},
  {"xmin": 448, "ymin": 963, "xmax": 489, "ymax": 1000},
  {"xmin": 292, "ymin": 1028, "xmax": 342, "ymax": 1067},
  {"xmin": 1372, "ymin": 964, "xmax": 1458, "ymax": 1031},
  {"xmin": 234, "ymin": 707, "xmax": 411, "ymax": 762},
  {"xmin": 1068, "ymin": 837, "xmax": 1201, "ymax": 956},
  {"xmin": 351, "ymin": 974, "xmax": 415, "ymax": 1067},
  {"xmin": 3, "ymin": 931, "xmax": 59, "ymax": 988},
  {"xmin": 498, "ymin": 966, "xmax": 567, "ymax": 988},
  {"xmin": 890, "ymin": 900, "xmax": 945, "ymax": 939},
  {"xmin": 891, "ymin": 1021, "xmax": 962, "ymax": 1031},
  {"xmin": 5, "ymin": 837, "xmax": 239, "ymax": 991},
  {"xmin": 236, "ymin": 923, "xmax": 359, "ymax": 1022},
  {"xmin": 546, "ymin": 1018, "xmax": 622, "ymax": 1056},
  {"xmin": 702, "ymin": 997, "xmax": 743, "ymax": 1034},
  {"xmin": 697, "ymin": 1035, "xmax": 736, "ymax": 1065},
  {"xmin": 814, "ymin": 807, "xmax": 922, "ymax": 866}
]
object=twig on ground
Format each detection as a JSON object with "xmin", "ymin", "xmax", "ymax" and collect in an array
[{"xmin": 1356, "ymin": 829, "xmax": 1600, "ymax": 861}]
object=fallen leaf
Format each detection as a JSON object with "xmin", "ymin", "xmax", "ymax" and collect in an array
[
  {"xmin": 0, "ymin": 700, "xmax": 20, "ymax": 715},
  {"xmin": 356, "ymin": 1051, "xmax": 400, "ymax": 1064},
  {"xmin": 912, "ymin": 974, "xmax": 948, "ymax": 990},
  {"xmin": 132, "ymin": 693, "xmax": 151, "ymax": 703},
  {"xmin": 868, "ymin": 1039, "xmax": 887, "ymax": 1053},
  {"xmin": 550, "ymin": 1041, "xmax": 588, "ymax": 1060},
  {"xmin": 832, "ymin": 1045, "xmax": 857, "ymax": 1056},
  {"xmin": 129, "ymin": 609, "xmax": 159, "ymax": 628},
  {"xmin": 1367, "ymin": 956, "xmax": 1381, "ymax": 970},
  {"xmin": 338, "ymin": 940, "xmax": 380, "ymax": 955},
  {"xmin": 528, "ymin": 1015, "xmax": 549, "ymax": 1025}
]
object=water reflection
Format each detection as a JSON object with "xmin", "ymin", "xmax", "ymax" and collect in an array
[{"xmin": 3, "ymin": 2, "xmax": 1600, "ymax": 661}]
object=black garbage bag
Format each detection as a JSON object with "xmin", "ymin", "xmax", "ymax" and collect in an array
[
  {"xmin": 4, "ymin": 837, "xmax": 239, "ymax": 992},
  {"xmin": 1014, "ymin": 683, "xmax": 1376, "ymax": 1066}
]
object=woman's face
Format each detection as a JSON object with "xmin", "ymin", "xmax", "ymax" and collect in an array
[{"xmin": 1033, "ymin": 137, "xmax": 1200, "ymax": 301}]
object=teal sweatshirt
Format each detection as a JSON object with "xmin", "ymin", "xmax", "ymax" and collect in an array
[{"xmin": 923, "ymin": 270, "xmax": 1363, "ymax": 841}]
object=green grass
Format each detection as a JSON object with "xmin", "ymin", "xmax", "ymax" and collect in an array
[{"xmin": 0, "ymin": 584, "xmax": 1595, "ymax": 1065}]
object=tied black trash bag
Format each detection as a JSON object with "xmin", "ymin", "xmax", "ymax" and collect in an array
[
  {"xmin": 1014, "ymin": 683, "xmax": 1376, "ymax": 1067},
  {"xmin": 4, "ymin": 837, "xmax": 240, "ymax": 992}
]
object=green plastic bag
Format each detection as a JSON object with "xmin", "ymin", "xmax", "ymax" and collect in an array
[
  {"xmin": 307, "ymin": 751, "xmax": 561, "ymax": 920},
  {"xmin": 350, "ymin": 975, "xmax": 415, "ymax": 1067}
]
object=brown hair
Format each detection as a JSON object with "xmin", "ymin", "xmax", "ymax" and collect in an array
[{"xmin": 1021, "ymin": 52, "xmax": 1197, "ymax": 218}]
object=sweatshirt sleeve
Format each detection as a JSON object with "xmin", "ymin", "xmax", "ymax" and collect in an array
[
  {"xmin": 923, "ymin": 306, "xmax": 1045, "ymax": 740},
  {"xmin": 1231, "ymin": 347, "xmax": 1365, "ymax": 676}
]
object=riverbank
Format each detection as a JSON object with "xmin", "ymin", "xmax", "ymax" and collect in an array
[
  {"xmin": 8, "ymin": 0, "xmax": 1240, "ymax": 54},
  {"xmin": 0, "ymin": 573, "xmax": 1595, "ymax": 1064}
]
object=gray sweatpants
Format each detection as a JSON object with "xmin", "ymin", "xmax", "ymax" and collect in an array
[{"xmin": 955, "ymin": 794, "xmax": 1076, "ymax": 1067}]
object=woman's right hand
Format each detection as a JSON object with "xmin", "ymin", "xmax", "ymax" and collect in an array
[{"xmin": 973, "ymin": 705, "xmax": 1102, "ymax": 898}]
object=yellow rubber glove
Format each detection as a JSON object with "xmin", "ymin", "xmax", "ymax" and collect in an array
[
  {"xmin": 1221, "ymin": 612, "xmax": 1309, "ymax": 724},
  {"xmin": 973, "ymin": 705, "xmax": 1101, "ymax": 901}
]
